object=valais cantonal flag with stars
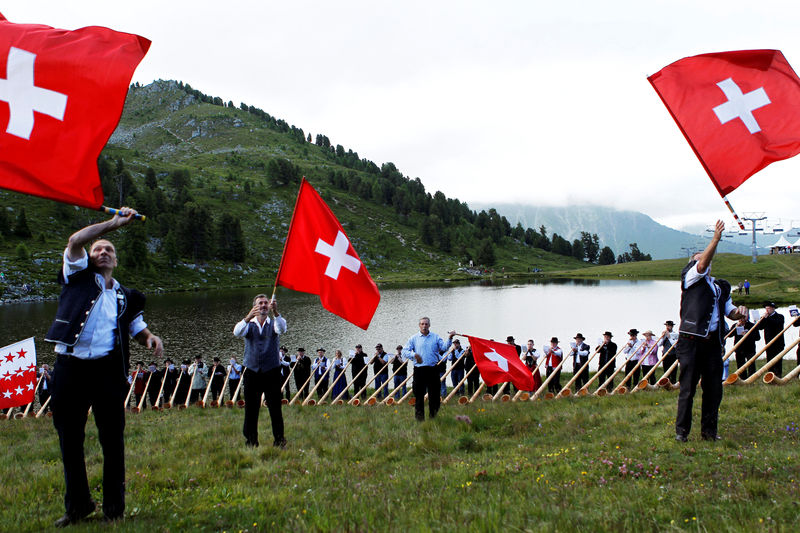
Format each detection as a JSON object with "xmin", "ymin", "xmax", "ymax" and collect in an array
[
  {"xmin": 0, "ymin": 14, "xmax": 150, "ymax": 208},
  {"xmin": 648, "ymin": 50, "xmax": 800, "ymax": 196},
  {"xmin": 466, "ymin": 335, "xmax": 534, "ymax": 392},
  {"xmin": 0, "ymin": 337, "xmax": 37, "ymax": 410},
  {"xmin": 276, "ymin": 178, "xmax": 380, "ymax": 330}
]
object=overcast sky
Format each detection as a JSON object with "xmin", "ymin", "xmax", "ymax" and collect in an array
[{"xmin": 5, "ymin": 1, "xmax": 800, "ymax": 232}]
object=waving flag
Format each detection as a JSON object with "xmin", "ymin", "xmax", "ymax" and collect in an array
[
  {"xmin": 648, "ymin": 50, "xmax": 800, "ymax": 196},
  {"xmin": 276, "ymin": 178, "xmax": 380, "ymax": 330},
  {"xmin": 0, "ymin": 337, "xmax": 37, "ymax": 410},
  {"xmin": 466, "ymin": 335, "xmax": 534, "ymax": 391},
  {"xmin": 0, "ymin": 13, "xmax": 150, "ymax": 208}
]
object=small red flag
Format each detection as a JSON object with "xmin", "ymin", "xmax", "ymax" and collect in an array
[
  {"xmin": 465, "ymin": 335, "xmax": 534, "ymax": 391},
  {"xmin": 0, "ymin": 337, "xmax": 37, "ymax": 410},
  {"xmin": 0, "ymin": 13, "xmax": 150, "ymax": 208},
  {"xmin": 648, "ymin": 50, "xmax": 800, "ymax": 196},
  {"xmin": 276, "ymin": 178, "xmax": 380, "ymax": 330}
]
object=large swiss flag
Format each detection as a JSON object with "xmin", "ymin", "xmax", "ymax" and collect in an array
[
  {"xmin": 0, "ymin": 14, "xmax": 150, "ymax": 208},
  {"xmin": 649, "ymin": 50, "xmax": 800, "ymax": 196},
  {"xmin": 276, "ymin": 178, "xmax": 380, "ymax": 330},
  {"xmin": 466, "ymin": 335, "xmax": 534, "ymax": 392},
  {"xmin": 0, "ymin": 337, "xmax": 37, "ymax": 410}
]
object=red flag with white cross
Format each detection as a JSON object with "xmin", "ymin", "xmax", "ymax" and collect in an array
[
  {"xmin": 276, "ymin": 178, "xmax": 380, "ymax": 330},
  {"xmin": 465, "ymin": 335, "xmax": 534, "ymax": 391},
  {"xmin": 0, "ymin": 13, "xmax": 150, "ymax": 208},
  {"xmin": 0, "ymin": 337, "xmax": 37, "ymax": 410},
  {"xmin": 648, "ymin": 50, "xmax": 800, "ymax": 197}
]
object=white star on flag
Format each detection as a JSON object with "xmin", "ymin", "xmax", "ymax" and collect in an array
[
  {"xmin": 483, "ymin": 350, "xmax": 509, "ymax": 372},
  {"xmin": 26, "ymin": 382, "xmax": 34, "ymax": 391},
  {"xmin": 14, "ymin": 386, "xmax": 23, "ymax": 395},
  {"xmin": 2, "ymin": 390, "xmax": 10, "ymax": 399}
]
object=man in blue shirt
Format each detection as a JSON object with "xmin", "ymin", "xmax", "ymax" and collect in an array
[{"xmin": 402, "ymin": 317, "xmax": 456, "ymax": 421}]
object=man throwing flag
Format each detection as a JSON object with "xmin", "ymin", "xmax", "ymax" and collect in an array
[{"xmin": 45, "ymin": 207, "xmax": 163, "ymax": 526}]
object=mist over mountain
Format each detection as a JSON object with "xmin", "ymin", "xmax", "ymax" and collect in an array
[{"xmin": 469, "ymin": 203, "xmax": 754, "ymax": 260}]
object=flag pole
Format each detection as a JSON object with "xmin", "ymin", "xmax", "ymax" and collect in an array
[
  {"xmin": 720, "ymin": 195, "xmax": 745, "ymax": 230},
  {"xmin": 100, "ymin": 206, "xmax": 146, "ymax": 222},
  {"xmin": 271, "ymin": 177, "xmax": 307, "ymax": 301}
]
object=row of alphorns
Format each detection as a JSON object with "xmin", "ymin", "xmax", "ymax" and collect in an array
[{"xmin": 4, "ymin": 314, "xmax": 798, "ymax": 421}]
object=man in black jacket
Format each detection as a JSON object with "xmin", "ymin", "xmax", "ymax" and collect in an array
[
  {"xmin": 675, "ymin": 220, "xmax": 746, "ymax": 443},
  {"xmin": 728, "ymin": 317, "xmax": 760, "ymax": 379},
  {"xmin": 756, "ymin": 302, "xmax": 787, "ymax": 377},
  {"xmin": 45, "ymin": 207, "xmax": 163, "ymax": 526},
  {"xmin": 597, "ymin": 332, "xmax": 617, "ymax": 393}
]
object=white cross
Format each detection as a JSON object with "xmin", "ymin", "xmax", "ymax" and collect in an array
[
  {"xmin": 314, "ymin": 231, "xmax": 361, "ymax": 280},
  {"xmin": 0, "ymin": 47, "xmax": 68, "ymax": 140},
  {"xmin": 483, "ymin": 350, "xmax": 508, "ymax": 372},
  {"xmin": 712, "ymin": 78, "xmax": 770, "ymax": 134}
]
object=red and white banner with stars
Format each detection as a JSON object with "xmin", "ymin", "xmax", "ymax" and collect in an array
[{"xmin": 0, "ymin": 337, "xmax": 37, "ymax": 410}]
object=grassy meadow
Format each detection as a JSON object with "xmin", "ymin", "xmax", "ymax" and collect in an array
[{"xmin": 2, "ymin": 379, "xmax": 799, "ymax": 532}]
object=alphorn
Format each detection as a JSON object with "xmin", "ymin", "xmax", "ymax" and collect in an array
[
  {"xmin": 228, "ymin": 368, "xmax": 246, "ymax": 407},
  {"xmin": 164, "ymin": 368, "xmax": 185, "ymax": 409},
  {"xmin": 722, "ymin": 314, "xmax": 767, "ymax": 364},
  {"xmin": 20, "ymin": 374, "xmax": 44, "ymax": 418},
  {"xmin": 153, "ymin": 368, "xmax": 168, "ymax": 410},
  {"xmin": 318, "ymin": 359, "xmax": 353, "ymax": 405},
  {"xmin": 491, "ymin": 382, "xmax": 510, "ymax": 402},
  {"xmin": 424, "ymin": 347, "xmax": 469, "ymax": 405},
  {"xmin": 634, "ymin": 341, "xmax": 678, "ymax": 392},
  {"xmin": 303, "ymin": 360, "xmax": 334, "ymax": 406},
  {"xmin": 513, "ymin": 354, "xmax": 548, "ymax": 401},
  {"xmin": 613, "ymin": 334, "xmax": 665, "ymax": 395},
  {"xmin": 593, "ymin": 341, "xmax": 642, "ymax": 397},
  {"xmin": 212, "ymin": 366, "xmax": 233, "ymax": 407},
  {"xmin": 332, "ymin": 360, "xmax": 370, "ymax": 404},
  {"xmin": 724, "ymin": 316, "xmax": 799, "ymax": 385},
  {"xmin": 133, "ymin": 371, "xmax": 154, "ymax": 413},
  {"xmin": 289, "ymin": 367, "xmax": 315, "ymax": 405},
  {"xmin": 578, "ymin": 343, "xmax": 626, "ymax": 396},
  {"xmin": 35, "ymin": 396, "xmax": 51, "ymax": 418},
  {"xmin": 531, "ymin": 348, "xmax": 571, "ymax": 401},
  {"xmin": 123, "ymin": 370, "xmax": 139, "ymax": 409},
  {"xmin": 656, "ymin": 328, "xmax": 736, "ymax": 390},
  {"xmin": 200, "ymin": 364, "xmax": 217, "ymax": 408},
  {"xmin": 350, "ymin": 356, "xmax": 383, "ymax": 406},
  {"xmin": 395, "ymin": 380, "xmax": 416, "ymax": 405},
  {"xmin": 181, "ymin": 366, "xmax": 196, "ymax": 409},
  {"xmin": 740, "ymin": 337, "xmax": 800, "ymax": 385},
  {"xmin": 444, "ymin": 364, "xmax": 478, "ymax": 404},
  {"xmin": 763, "ymin": 355, "xmax": 800, "ymax": 385},
  {"xmin": 558, "ymin": 345, "xmax": 602, "ymax": 398},
  {"xmin": 381, "ymin": 371, "xmax": 412, "ymax": 405},
  {"xmin": 279, "ymin": 358, "xmax": 298, "ymax": 404},
  {"xmin": 366, "ymin": 359, "xmax": 410, "ymax": 405},
  {"xmin": 467, "ymin": 382, "xmax": 486, "ymax": 403}
]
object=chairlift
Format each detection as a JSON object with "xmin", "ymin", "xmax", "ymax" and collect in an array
[{"xmin": 738, "ymin": 231, "xmax": 748, "ymax": 236}]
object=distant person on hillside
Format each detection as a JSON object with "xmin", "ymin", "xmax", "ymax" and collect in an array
[
  {"xmin": 597, "ymin": 332, "xmax": 617, "ymax": 392},
  {"xmin": 743, "ymin": 279, "xmax": 750, "ymax": 295},
  {"xmin": 728, "ymin": 317, "xmax": 759, "ymax": 379},
  {"xmin": 233, "ymin": 294, "xmax": 287, "ymax": 448},
  {"xmin": 402, "ymin": 316, "xmax": 456, "ymax": 421},
  {"xmin": 756, "ymin": 302, "xmax": 787, "ymax": 377},
  {"xmin": 675, "ymin": 220, "xmax": 747, "ymax": 443}
]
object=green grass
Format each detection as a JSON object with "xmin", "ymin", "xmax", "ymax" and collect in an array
[{"xmin": 3, "ymin": 380, "xmax": 799, "ymax": 531}]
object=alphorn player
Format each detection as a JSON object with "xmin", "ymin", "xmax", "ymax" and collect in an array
[
  {"xmin": 233, "ymin": 294, "xmax": 288, "ymax": 448},
  {"xmin": 597, "ymin": 332, "xmax": 617, "ymax": 393},
  {"xmin": 402, "ymin": 316, "xmax": 456, "ymax": 421},
  {"xmin": 675, "ymin": 220, "xmax": 747, "ymax": 443},
  {"xmin": 45, "ymin": 207, "xmax": 163, "ymax": 526}
]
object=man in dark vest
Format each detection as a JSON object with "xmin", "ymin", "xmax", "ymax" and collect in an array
[
  {"xmin": 350, "ymin": 344, "xmax": 368, "ymax": 400},
  {"xmin": 756, "ymin": 302, "xmax": 788, "ymax": 377},
  {"xmin": 233, "ymin": 294, "xmax": 287, "ymax": 448},
  {"xmin": 45, "ymin": 207, "xmax": 163, "ymax": 526},
  {"xmin": 597, "ymin": 332, "xmax": 617, "ymax": 393},
  {"xmin": 658, "ymin": 320, "xmax": 679, "ymax": 375},
  {"xmin": 728, "ymin": 317, "xmax": 760, "ymax": 379},
  {"xmin": 676, "ymin": 220, "xmax": 747, "ymax": 442}
]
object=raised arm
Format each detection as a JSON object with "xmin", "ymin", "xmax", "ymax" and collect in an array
[{"xmin": 66, "ymin": 207, "xmax": 138, "ymax": 261}]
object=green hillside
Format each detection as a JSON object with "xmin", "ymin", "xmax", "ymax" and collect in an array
[{"xmin": 0, "ymin": 80, "xmax": 589, "ymax": 301}]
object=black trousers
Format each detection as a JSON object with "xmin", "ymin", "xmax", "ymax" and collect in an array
[
  {"xmin": 52, "ymin": 353, "xmax": 127, "ymax": 519},
  {"xmin": 676, "ymin": 333, "xmax": 723, "ymax": 438},
  {"xmin": 352, "ymin": 369, "xmax": 367, "ymax": 400},
  {"xmin": 599, "ymin": 361, "xmax": 615, "ymax": 392},
  {"xmin": 412, "ymin": 366, "xmax": 441, "ymax": 421},
  {"xmin": 573, "ymin": 358, "xmax": 588, "ymax": 390},
  {"xmin": 641, "ymin": 365, "xmax": 656, "ymax": 385},
  {"xmin": 466, "ymin": 368, "xmax": 480, "ymax": 396},
  {"xmin": 624, "ymin": 360, "xmax": 641, "ymax": 388},
  {"xmin": 228, "ymin": 378, "xmax": 240, "ymax": 401},
  {"xmin": 242, "ymin": 367, "xmax": 284, "ymax": 446},
  {"xmin": 735, "ymin": 350, "xmax": 755, "ymax": 379},
  {"xmin": 766, "ymin": 346, "xmax": 784, "ymax": 378}
]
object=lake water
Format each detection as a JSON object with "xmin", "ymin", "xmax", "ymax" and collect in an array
[{"xmin": 3, "ymin": 279, "xmax": 797, "ymax": 374}]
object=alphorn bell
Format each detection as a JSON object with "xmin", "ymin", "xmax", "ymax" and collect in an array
[
  {"xmin": 229, "ymin": 367, "xmax": 246, "ymax": 407},
  {"xmin": 290, "ymin": 366, "xmax": 315, "ymax": 405},
  {"xmin": 558, "ymin": 344, "xmax": 602, "ymax": 398},
  {"xmin": 658, "ymin": 327, "xmax": 736, "ymax": 390},
  {"xmin": 725, "ymin": 315, "xmax": 799, "ymax": 385},
  {"xmin": 593, "ymin": 341, "xmax": 643, "ymax": 397},
  {"xmin": 512, "ymin": 354, "xmax": 546, "ymax": 401},
  {"xmin": 35, "ymin": 395, "xmax": 51, "ymax": 418},
  {"xmin": 467, "ymin": 382, "xmax": 486, "ymax": 403},
  {"xmin": 200, "ymin": 363, "xmax": 217, "ymax": 408},
  {"xmin": 350, "ymin": 355, "xmax": 383, "ymax": 406},
  {"xmin": 331, "ymin": 359, "xmax": 369, "ymax": 404},
  {"xmin": 382, "ymin": 370, "xmax": 412, "ymax": 405},
  {"xmin": 741, "ymin": 337, "xmax": 800, "ymax": 385},
  {"xmin": 444, "ymin": 364, "xmax": 478, "ymax": 404},
  {"xmin": 635, "ymin": 341, "xmax": 678, "ymax": 392},
  {"xmin": 366, "ymin": 357, "xmax": 410, "ymax": 405},
  {"xmin": 763, "ymin": 353, "xmax": 800, "ymax": 385}
]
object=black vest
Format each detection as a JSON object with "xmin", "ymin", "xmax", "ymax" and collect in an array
[
  {"xmin": 45, "ymin": 265, "xmax": 145, "ymax": 375},
  {"xmin": 678, "ymin": 260, "xmax": 731, "ymax": 342}
]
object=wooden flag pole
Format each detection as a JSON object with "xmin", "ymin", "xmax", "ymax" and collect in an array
[
  {"xmin": 720, "ymin": 196, "xmax": 746, "ymax": 231},
  {"xmin": 101, "ymin": 206, "xmax": 146, "ymax": 222}
]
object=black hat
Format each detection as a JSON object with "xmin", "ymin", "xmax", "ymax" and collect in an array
[
  {"xmin": 574, "ymin": 333, "xmax": 585, "ymax": 340},
  {"xmin": 281, "ymin": 345, "xmax": 288, "ymax": 352},
  {"xmin": 212, "ymin": 357, "xmax": 220, "ymax": 362},
  {"xmin": 194, "ymin": 354, "xmax": 202, "ymax": 359},
  {"xmin": 355, "ymin": 344, "xmax": 362, "ymax": 349},
  {"xmin": 665, "ymin": 320, "xmax": 675, "ymax": 326},
  {"xmin": 453, "ymin": 338, "xmax": 461, "ymax": 344},
  {"xmin": 550, "ymin": 337, "xmax": 559, "ymax": 343},
  {"xmin": 765, "ymin": 301, "xmax": 777, "ymax": 308},
  {"xmin": 164, "ymin": 358, "xmax": 173, "ymax": 364},
  {"xmin": 603, "ymin": 331, "xmax": 613, "ymax": 337},
  {"xmin": 506, "ymin": 335, "xmax": 515, "ymax": 342},
  {"xmin": 628, "ymin": 329, "xmax": 639, "ymax": 336},
  {"xmin": 317, "ymin": 348, "xmax": 326, "ymax": 352},
  {"xmin": 297, "ymin": 347, "xmax": 305, "ymax": 352},
  {"xmin": 149, "ymin": 361, "xmax": 157, "ymax": 366},
  {"xmin": 375, "ymin": 343, "xmax": 383, "ymax": 349},
  {"xmin": 136, "ymin": 360, "xmax": 144, "ymax": 366},
  {"xmin": 182, "ymin": 359, "xmax": 191, "ymax": 365},
  {"xmin": 396, "ymin": 345, "xmax": 404, "ymax": 351}
]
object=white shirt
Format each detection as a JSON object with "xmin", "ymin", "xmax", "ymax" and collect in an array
[
  {"xmin": 684, "ymin": 263, "xmax": 736, "ymax": 332},
  {"xmin": 233, "ymin": 315, "xmax": 287, "ymax": 337},
  {"xmin": 54, "ymin": 249, "xmax": 147, "ymax": 359}
]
